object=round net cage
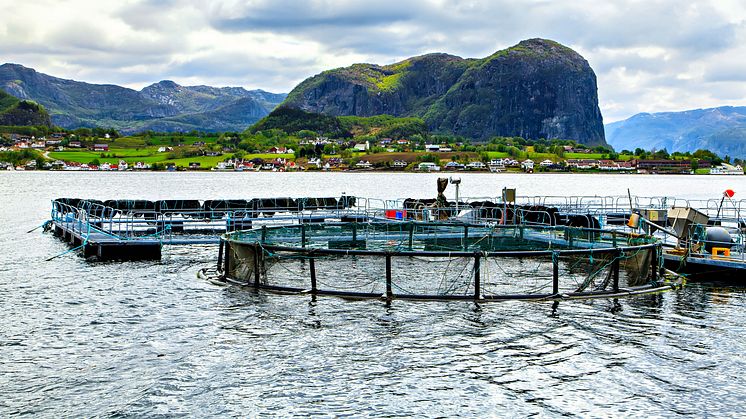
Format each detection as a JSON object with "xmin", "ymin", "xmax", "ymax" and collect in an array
[{"xmin": 219, "ymin": 222, "xmax": 681, "ymax": 302}]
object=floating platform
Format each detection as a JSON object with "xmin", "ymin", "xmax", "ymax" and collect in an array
[
  {"xmin": 44, "ymin": 194, "xmax": 746, "ymax": 279},
  {"xmin": 662, "ymin": 249, "xmax": 746, "ymax": 281},
  {"xmin": 48, "ymin": 197, "xmax": 362, "ymax": 261},
  {"xmin": 51, "ymin": 219, "xmax": 162, "ymax": 261},
  {"xmin": 217, "ymin": 221, "xmax": 682, "ymax": 303}
]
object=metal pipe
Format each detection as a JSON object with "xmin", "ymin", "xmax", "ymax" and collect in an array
[
  {"xmin": 552, "ymin": 251, "xmax": 559, "ymax": 294},
  {"xmin": 252, "ymin": 244, "xmax": 260, "ymax": 288},
  {"xmin": 217, "ymin": 239, "xmax": 224, "ymax": 271},
  {"xmin": 385, "ymin": 254, "xmax": 393, "ymax": 302},
  {"xmin": 612, "ymin": 249, "xmax": 620, "ymax": 292},
  {"xmin": 474, "ymin": 253, "xmax": 481, "ymax": 301},
  {"xmin": 309, "ymin": 257, "xmax": 317, "ymax": 294}
]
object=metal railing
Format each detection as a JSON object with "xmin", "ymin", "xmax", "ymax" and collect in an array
[{"xmin": 49, "ymin": 194, "xmax": 746, "ymax": 248}]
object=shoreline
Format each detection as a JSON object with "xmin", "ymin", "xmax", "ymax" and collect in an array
[{"xmin": 1, "ymin": 169, "xmax": 740, "ymax": 176}]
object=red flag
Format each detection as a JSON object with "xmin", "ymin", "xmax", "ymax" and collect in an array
[{"xmin": 724, "ymin": 189, "xmax": 735, "ymax": 198}]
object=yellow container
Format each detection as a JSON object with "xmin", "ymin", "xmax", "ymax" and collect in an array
[
  {"xmin": 712, "ymin": 247, "xmax": 731, "ymax": 259},
  {"xmin": 627, "ymin": 213, "xmax": 640, "ymax": 228}
]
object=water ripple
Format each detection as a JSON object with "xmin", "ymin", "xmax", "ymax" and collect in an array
[{"xmin": 2, "ymin": 172, "xmax": 746, "ymax": 417}]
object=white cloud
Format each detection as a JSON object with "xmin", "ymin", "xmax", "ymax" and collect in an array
[{"xmin": 1, "ymin": 0, "xmax": 745, "ymax": 121}]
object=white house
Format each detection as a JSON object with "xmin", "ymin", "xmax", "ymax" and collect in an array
[
  {"xmin": 418, "ymin": 162, "xmax": 441, "ymax": 172},
  {"xmin": 521, "ymin": 159, "xmax": 535, "ymax": 172},
  {"xmin": 392, "ymin": 160, "xmax": 408, "ymax": 168},
  {"xmin": 308, "ymin": 157, "xmax": 322, "ymax": 168},
  {"xmin": 710, "ymin": 163, "xmax": 744, "ymax": 175},
  {"xmin": 355, "ymin": 160, "xmax": 373, "ymax": 169},
  {"xmin": 488, "ymin": 159, "xmax": 505, "ymax": 173},
  {"xmin": 445, "ymin": 161, "xmax": 465, "ymax": 170},
  {"xmin": 353, "ymin": 141, "xmax": 370, "ymax": 152},
  {"xmin": 214, "ymin": 161, "xmax": 235, "ymax": 171},
  {"xmin": 539, "ymin": 159, "xmax": 554, "ymax": 167},
  {"xmin": 467, "ymin": 161, "xmax": 486, "ymax": 170}
]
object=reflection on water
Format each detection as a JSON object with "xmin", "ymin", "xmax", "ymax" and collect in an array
[{"xmin": 1, "ymin": 172, "xmax": 745, "ymax": 416}]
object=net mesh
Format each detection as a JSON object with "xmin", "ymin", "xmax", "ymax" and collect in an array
[{"xmin": 224, "ymin": 222, "xmax": 663, "ymax": 300}]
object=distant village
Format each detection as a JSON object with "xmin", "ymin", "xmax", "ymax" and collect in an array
[{"xmin": 1, "ymin": 131, "xmax": 743, "ymax": 175}]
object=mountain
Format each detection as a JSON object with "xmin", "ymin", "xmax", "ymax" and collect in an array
[
  {"xmin": 0, "ymin": 64, "xmax": 286, "ymax": 133},
  {"xmin": 0, "ymin": 89, "xmax": 51, "ymax": 127},
  {"xmin": 281, "ymin": 39, "xmax": 606, "ymax": 146},
  {"xmin": 605, "ymin": 106, "xmax": 746, "ymax": 158}
]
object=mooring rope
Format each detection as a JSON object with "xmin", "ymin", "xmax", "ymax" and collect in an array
[{"xmin": 27, "ymin": 220, "xmax": 52, "ymax": 234}]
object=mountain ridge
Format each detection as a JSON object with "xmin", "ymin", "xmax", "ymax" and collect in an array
[
  {"xmin": 0, "ymin": 63, "xmax": 286, "ymax": 133},
  {"xmin": 281, "ymin": 38, "xmax": 606, "ymax": 146},
  {"xmin": 605, "ymin": 106, "xmax": 746, "ymax": 158}
]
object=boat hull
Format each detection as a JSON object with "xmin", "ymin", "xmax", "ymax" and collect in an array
[{"xmin": 663, "ymin": 252, "xmax": 745, "ymax": 282}]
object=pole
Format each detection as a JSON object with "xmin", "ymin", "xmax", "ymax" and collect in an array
[
  {"xmin": 224, "ymin": 241, "xmax": 231, "ymax": 275},
  {"xmin": 552, "ymin": 251, "xmax": 559, "ymax": 295},
  {"xmin": 455, "ymin": 182, "xmax": 459, "ymax": 213},
  {"xmin": 385, "ymin": 254, "xmax": 393, "ymax": 302},
  {"xmin": 627, "ymin": 188, "xmax": 634, "ymax": 213},
  {"xmin": 474, "ymin": 253, "xmax": 481, "ymax": 301},
  {"xmin": 715, "ymin": 196, "xmax": 725, "ymax": 218},
  {"xmin": 309, "ymin": 257, "xmax": 317, "ymax": 294},
  {"xmin": 612, "ymin": 249, "xmax": 620, "ymax": 292},
  {"xmin": 408, "ymin": 222, "xmax": 414, "ymax": 250},
  {"xmin": 253, "ymin": 244, "xmax": 260, "ymax": 288},
  {"xmin": 502, "ymin": 187, "xmax": 507, "ymax": 225},
  {"xmin": 217, "ymin": 239, "xmax": 224, "ymax": 271}
]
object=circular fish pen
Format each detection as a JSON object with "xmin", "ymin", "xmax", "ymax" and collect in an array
[{"xmin": 216, "ymin": 222, "xmax": 683, "ymax": 302}]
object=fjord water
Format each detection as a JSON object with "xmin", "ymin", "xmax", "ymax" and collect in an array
[{"xmin": 1, "ymin": 172, "xmax": 745, "ymax": 417}]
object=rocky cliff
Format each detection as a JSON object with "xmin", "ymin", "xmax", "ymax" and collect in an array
[{"xmin": 283, "ymin": 39, "xmax": 606, "ymax": 146}]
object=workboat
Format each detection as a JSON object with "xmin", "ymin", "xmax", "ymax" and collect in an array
[{"xmin": 624, "ymin": 190, "xmax": 745, "ymax": 281}]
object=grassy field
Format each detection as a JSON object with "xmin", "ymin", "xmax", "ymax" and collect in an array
[
  {"xmin": 49, "ymin": 151, "xmax": 165, "ymax": 164},
  {"xmin": 48, "ymin": 148, "xmax": 296, "ymax": 167},
  {"xmin": 104, "ymin": 135, "xmax": 221, "ymax": 147},
  {"xmin": 564, "ymin": 152, "xmax": 605, "ymax": 159},
  {"xmin": 143, "ymin": 135, "xmax": 220, "ymax": 146},
  {"xmin": 526, "ymin": 152, "xmax": 559, "ymax": 161},
  {"xmin": 162, "ymin": 156, "xmax": 232, "ymax": 168},
  {"xmin": 484, "ymin": 152, "xmax": 510, "ymax": 159},
  {"xmin": 240, "ymin": 153, "xmax": 292, "ymax": 160}
]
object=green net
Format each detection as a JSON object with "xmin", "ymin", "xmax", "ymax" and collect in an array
[{"xmin": 223, "ymin": 222, "xmax": 670, "ymax": 301}]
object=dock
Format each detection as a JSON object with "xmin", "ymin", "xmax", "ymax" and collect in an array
[
  {"xmin": 47, "ymin": 194, "xmax": 746, "ymax": 266},
  {"xmin": 49, "ymin": 197, "xmax": 364, "ymax": 261}
]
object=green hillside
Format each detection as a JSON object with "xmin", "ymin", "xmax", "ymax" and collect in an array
[{"xmin": 0, "ymin": 90, "xmax": 51, "ymax": 127}]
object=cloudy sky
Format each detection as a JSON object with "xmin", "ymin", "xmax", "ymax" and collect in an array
[{"xmin": 1, "ymin": 0, "xmax": 745, "ymax": 122}]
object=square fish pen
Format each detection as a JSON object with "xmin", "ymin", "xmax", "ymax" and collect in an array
[{"xmin": 219, "ymin": 222, "xmax": 680, "ymax": 302}]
